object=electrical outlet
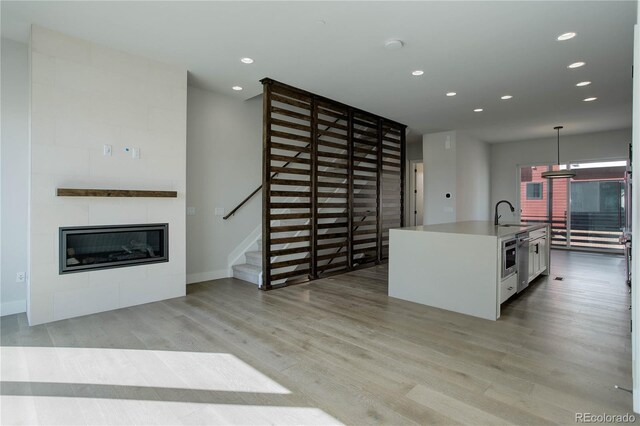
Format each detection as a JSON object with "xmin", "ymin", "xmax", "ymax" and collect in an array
[
  {"xmin": 132, "ymin": 147, "xmax": 140, "ymax": 159},
  {"xmin": 214, "ymin": 207, "xmax": 225, "ymax": 216},
  {"xmin": 16, "ymin": 272, "xmax": 25, "ymax": 283}
]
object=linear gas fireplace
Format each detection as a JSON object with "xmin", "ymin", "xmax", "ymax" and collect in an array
[{"xmin": 59, "ymin": 224, "xmax": 168, "ymax": 274}]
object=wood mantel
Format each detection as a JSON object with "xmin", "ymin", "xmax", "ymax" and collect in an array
[{"xmin": 56, "ymin": 188, "xmax": 178, "ymax": 198}]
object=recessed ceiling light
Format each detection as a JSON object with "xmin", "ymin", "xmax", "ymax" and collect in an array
[
  {"xmin": 384, "ymin": 39, "xmax": 404, "ymax": 50},
  {"xmin": 232, "ymin": 86, "xmax": 243, "ymax": 91},
  {"xmin": 567, "ymin": 61, "xmax": 586, "ymax": 69},
  {"xmin": 411, "ymin": 70, "xmax": 424, "ymax": 76},
  {"xmin": 500, "ymin": 95, "xmax": 513, "ymax": 100},
  {"xmin": 557, "ymin": 32, "xmax": 576, "ymax": 41},
  {"xmin": 240, "ymin": 57, "xmax": 254, "ymax": 64},
  {"xmin": 576, "ymin": 81, "xmax": 591, "ymax": 87},
  {"xmin": 583, "ymin": 97, "xmax": 597, "ymax": 102},
  {"xmin": 446, "ymin": 92, "xmax": 456, "ymax": 97},
  {"xmin": 474, "ymin": 108, "xmax": 483, "ymax": 112}
]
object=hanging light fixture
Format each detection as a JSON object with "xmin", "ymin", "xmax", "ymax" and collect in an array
[{"xmin": 541, "ymin": 126, "xmax": 576, "ymax": 179}]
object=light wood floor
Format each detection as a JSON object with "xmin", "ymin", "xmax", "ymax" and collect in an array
[{"xmin": 1, "ymin": 250, "xmax": 633, "ymax": 425}]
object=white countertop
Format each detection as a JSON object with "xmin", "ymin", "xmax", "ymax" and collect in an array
[{"xmin": 393, "ymin": 220, "xmax": 546, "ymax": 238}]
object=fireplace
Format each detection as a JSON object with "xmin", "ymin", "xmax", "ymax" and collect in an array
[{"xmin": 59, "ymin": 224, "xmax": 169, "ymax": 274}]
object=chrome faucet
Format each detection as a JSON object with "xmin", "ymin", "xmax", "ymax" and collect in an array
[{"xmin": 494, "ymin": 200, "xmax": 515, "ymax": 226}]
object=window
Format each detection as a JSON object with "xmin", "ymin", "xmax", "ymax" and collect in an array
[{"xmin": 526, "ymin": 182, "xmax": 543, "ymax": 200}]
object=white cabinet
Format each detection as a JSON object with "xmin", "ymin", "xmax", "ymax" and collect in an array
[
  {"xmin": 539, "ymin": 236, "xmax": 547, "ymax": 273},
  {"xmin": 528, "ymin": 227, "xmax": 548, "ymax": 282},
  {"xmin": 529, "ymin": 243, "xmax": 536, "ymax": 281},
  {"xmin": 500, "ymin": 274, "xmax": 517, "ymax": 304}
]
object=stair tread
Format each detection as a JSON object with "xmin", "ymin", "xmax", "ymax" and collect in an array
[
  {"xmin": 245, "ymin": 251, "xmax": 262, "ymax": 256},
  {"xmin": 232, "ymin": 263, "xmax": 262, "ymax": 273}
]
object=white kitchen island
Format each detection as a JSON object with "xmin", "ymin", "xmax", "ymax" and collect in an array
[{"xmin": 389, "ymin": 220, "xmax": 549, "ymax": 321}]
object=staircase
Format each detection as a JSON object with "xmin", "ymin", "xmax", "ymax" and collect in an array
[
  {"xmin": 228, "ymin": 156, "xmax": 382, "ymax": 288},
  {"xmin": 231, "ymin": 239, "xmax": 262, "ymax": 286},
  {"xmin": 228, "ymin": 86, "xmax": 404, "ymax": 288}
]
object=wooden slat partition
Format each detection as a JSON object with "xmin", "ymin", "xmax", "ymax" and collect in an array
[
  {"xmin": 261, "ymin": 78, "xmax": 406, "ymax": 289},
  {"xmin": 381, "ymin": 120, "xmax": 405, "ymax": 260}
]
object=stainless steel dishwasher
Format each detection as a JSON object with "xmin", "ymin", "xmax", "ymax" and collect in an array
[{"xmin": 517, "ymin": 232, "xmax": 530, "ymax": 293}]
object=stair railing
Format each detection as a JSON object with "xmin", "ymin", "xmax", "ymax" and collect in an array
[
  {"xmin": 222, "ymin": 148, "xmax": 309, "ymax": 220},
  {"xmin": 223, "ymin": 117, "xmax": 342, "ymax": 220}
]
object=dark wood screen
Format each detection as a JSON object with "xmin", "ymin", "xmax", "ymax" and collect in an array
[{"xmin": 262, "ymin": 79, "xmax": 406, "ymax": 290}]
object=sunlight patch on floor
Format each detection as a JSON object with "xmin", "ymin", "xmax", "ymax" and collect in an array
[
  {"xmin": 1, "ymin": 347, "xmax": 290, "ymax": 394},
  {"xmin": 0, "ymin": 395, "xmax": 344, "ymax": 425}
]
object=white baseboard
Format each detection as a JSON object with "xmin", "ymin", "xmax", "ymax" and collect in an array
[
  {"xmin": 186, "ymin": 269, "xmax": 230, "ymax": 285},
  {"xmin": 1, "ymin": 299, "xmax": 27, "ymax": 316}
]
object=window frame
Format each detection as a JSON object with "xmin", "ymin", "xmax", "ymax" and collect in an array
[{"xmin": 526, "ymin": 182, "xmax": 543, "ymax": 200}]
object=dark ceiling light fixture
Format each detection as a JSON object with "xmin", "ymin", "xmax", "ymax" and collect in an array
[{"xmin": 541, "ymin": 126, "xmax": 576, "ymax": 179}]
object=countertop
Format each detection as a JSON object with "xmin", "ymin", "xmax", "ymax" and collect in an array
[{"xmin": 393, "ymin": 220, "xmax": 547, "ymax": 238}]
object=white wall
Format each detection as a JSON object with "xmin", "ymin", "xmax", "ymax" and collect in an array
[
  {"xmin": 490, "ymin": 128, "xmax": 631, "ymax": 222},
  {"xmin": 631, "ymin": 1, "xmax": 639, "ymax": 413},
  {"xmin": 28, "ymin": 26, "xmax": 187, "ymax": 325},
  {"xmin": 405, "ymin": 135, "xmax": 422, "ymax": 161},
  {"xmin": 422, "ymin": 131, "xmax": 490, "ymax": 225},
  {"xmin": 423, "ymin": 131, "xmax": 456, "ymax": 224},
  {"xmin": 186, "ymin": 87, "xmax": 262, "ymax": 282},
  {"xmin": 1, "ymin": 38, "xmax": 29, "ymax": 316},
  {"xmin": 456, "ymin": 132, "xmax": 490, "ymax": 222}
]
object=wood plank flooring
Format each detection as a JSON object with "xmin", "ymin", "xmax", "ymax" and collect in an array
[{"xmin": 1, "ymin": 250, "xmax": 633, "ymax": 425}]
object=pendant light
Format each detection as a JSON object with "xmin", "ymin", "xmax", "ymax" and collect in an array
[{"xmin": 541, "ymin": 126, "xmax": 576, "ymax": 179}]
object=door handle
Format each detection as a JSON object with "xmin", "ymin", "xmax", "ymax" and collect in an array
[{"xmin": 535, "ymin": 244, "xmax": 539, "ymax": 254}]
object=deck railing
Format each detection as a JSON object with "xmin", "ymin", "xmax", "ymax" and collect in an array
[{"xmin": 521, "ymin": 213, "xmax": 623, "ymax": 251}]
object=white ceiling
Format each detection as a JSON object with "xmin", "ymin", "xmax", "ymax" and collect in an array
[{"xmin": 1, "ymin": 1, "xmax": 636, "ymax": 143}]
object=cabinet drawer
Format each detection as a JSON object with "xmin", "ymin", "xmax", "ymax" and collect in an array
[{"xmin": 500, "ymin": 274, "xmax": 518, "ymax": 304}]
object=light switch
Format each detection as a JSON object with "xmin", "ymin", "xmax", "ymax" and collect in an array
[
  {"xmin": 132, "ymin": 147, "xmax": 140, "ymax": 159},
  {"xmin": 186, "ymin": 207, "xmax": 196, "ymax": 216},
  {"xmin": 445, "ymin": 136, "xmax": 451, "ymax": 150},
  {"xmin": 103, "ymin": 144, "xmax": 112, "ymax": 156}
]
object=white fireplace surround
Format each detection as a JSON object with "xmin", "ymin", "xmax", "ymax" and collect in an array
[{"xmin": 28, "ymin": 26, "xmax": 187, "ymax": 325}]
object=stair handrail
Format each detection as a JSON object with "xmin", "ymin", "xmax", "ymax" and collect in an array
[
  {"xmin": 223, "ymin": 117, "xmax": 342, "ymax": 220},
  {"xmin": 222, "ymin": 150, "xmax": 308, "ymax": 220}
]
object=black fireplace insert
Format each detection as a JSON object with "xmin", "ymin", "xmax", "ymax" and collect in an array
[{"xmin": 59, "ymin": 223, "xmax": 168, "ymax": 274}]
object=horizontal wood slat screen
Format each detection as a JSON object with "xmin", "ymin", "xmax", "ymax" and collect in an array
[{"xmin": 262, "ymin": 78, "xmax": 406, "ymax": 290}]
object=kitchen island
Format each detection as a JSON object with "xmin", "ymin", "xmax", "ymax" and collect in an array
[{"xmin": 388, "ymin": 221, "xmax": 549, "ymax": 321}]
